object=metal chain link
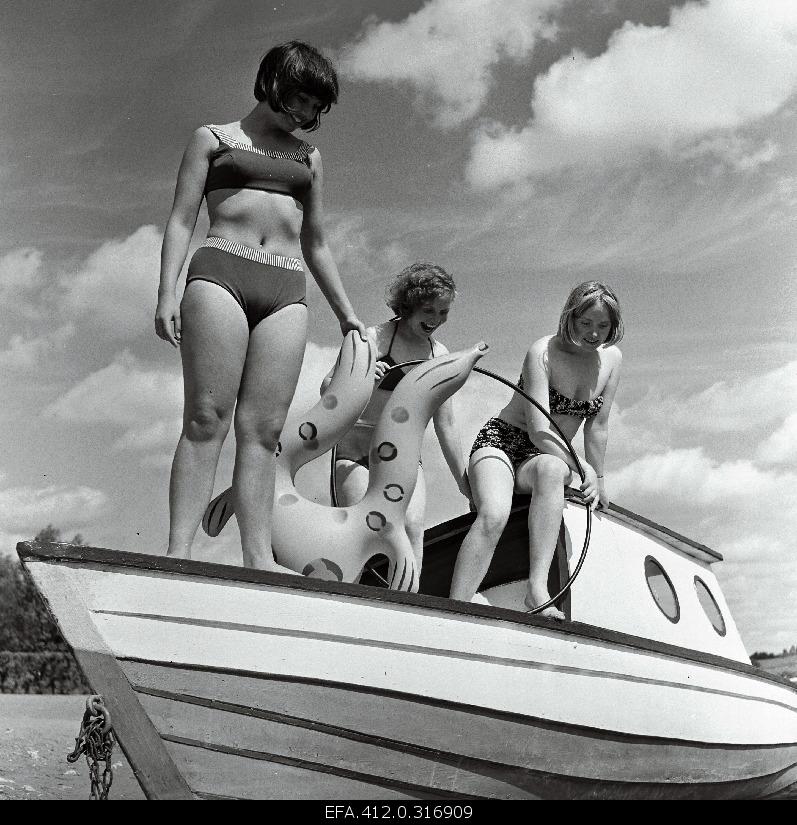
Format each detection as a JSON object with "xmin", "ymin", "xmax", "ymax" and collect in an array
[{"xmin": 67, "ymin": 694, "xmax": 116, "ymax": 800}]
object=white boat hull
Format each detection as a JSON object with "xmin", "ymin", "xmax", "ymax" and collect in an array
[{"xmin": 18, "ymin": 542, "xmax": 797, "ymax": 800}]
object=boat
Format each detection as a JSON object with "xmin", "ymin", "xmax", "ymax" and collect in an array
[
  {"xmin": 16, "ymin": 337, "xmax": 797, "ymax": 799},
  {"xmin": 17, "ymin": 491, "xmax": 797, "ymax": 800}
]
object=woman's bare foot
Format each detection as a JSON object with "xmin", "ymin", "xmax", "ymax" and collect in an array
[{"xmin": 524, "ymin": 590, "xmax": 566, "ymax": 620}]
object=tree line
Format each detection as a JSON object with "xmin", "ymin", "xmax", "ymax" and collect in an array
[{"xmin": 0, "ymin": 526, "xmax": 88, "ymax": 693}]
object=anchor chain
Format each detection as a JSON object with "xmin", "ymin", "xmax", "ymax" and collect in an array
[{"xmin": 67, "ymin": 694, "xmax": 116, "ymax": 800}]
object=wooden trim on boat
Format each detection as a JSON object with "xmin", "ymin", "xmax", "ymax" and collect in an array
[
  {"xmin": 17, "ymin": 542, "xmax": 792, "ymax": 691},
  {"xmin": 23, "ymin": 562, "xmax": 194, "ymax": 800}
]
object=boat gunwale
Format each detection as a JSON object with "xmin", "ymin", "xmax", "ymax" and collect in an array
[{"xmin": 17, "ymin": 540, "xmax": 795, "ymax": 694}]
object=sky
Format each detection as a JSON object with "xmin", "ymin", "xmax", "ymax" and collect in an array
[{"xmin": 1, "ymin": 0, "xmax": 795, "ymax": 654}]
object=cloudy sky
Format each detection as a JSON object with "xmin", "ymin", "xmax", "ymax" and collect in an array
[{"xmin": 1, "ymin": 0, "xmax": 795, "ymax": 654}]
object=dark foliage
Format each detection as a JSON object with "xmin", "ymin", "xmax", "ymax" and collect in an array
[{"xmin": 0, "ymin": 526, "xmax": 88, "ymax": 692}]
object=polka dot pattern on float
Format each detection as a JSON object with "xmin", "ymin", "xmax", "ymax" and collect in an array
[
  {"xmin": 331, "ymin": 509, "xmax": 348, "ymax": 523},
  {"xmin": 391, "ymin": 407, "xmax": 410, "ymax": 423},
  {"xmin": 322, "ymin": 394, "xmax": 338, "ymax": 409},
  {"xmin": 278, "ymin": 494, "xmax": 299, "ymax": 507},
  {"xmin": 383, "ymin": 484, "xmax": 404, "ymax": 502},
  {"xmin": 377, "ymin": 442, "xmax": 398, "ymax": 461},
  {"xmin": 366, "ymin": 511, "xmax": 387, "ymax": 532},
  {"xmin": 302, "ymin": 558, "xmax": 343, "ymax": 581},
  {"xmin": 299, "ymin": 422, "xmax": 318, "ymax": 441}
]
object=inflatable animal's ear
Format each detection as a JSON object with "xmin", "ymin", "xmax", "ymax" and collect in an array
[{"xmin": 204, "ymin": 334, "xmax": 489, "ymax": 592}]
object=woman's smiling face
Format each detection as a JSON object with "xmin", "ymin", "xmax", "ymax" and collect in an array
[
  {"xmin": 572, "ymin": 301, "xmax": 612, "ymax": 349},
  {"xmin": 406, "ymin": 296, "xmax": 453, "ymax": 338}
]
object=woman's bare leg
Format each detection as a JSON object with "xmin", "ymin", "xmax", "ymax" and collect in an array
[
  {"xmin": 449, "ymin": 448, "xmax": 515, "ymax": 602},
  {"xmin": 168, "ymin": 282, "xmax": 249, "ymax": 558},
  {"xmin": 515, "ymin": 453, "xmax": 570, "ymax": 619},
  {"xmin": 405, "ymin": 466, "xmax": 427, "ymax": 570},
  {"xmin": 233, "ymin": 304, "xmax": 307, "ymax": 571}
]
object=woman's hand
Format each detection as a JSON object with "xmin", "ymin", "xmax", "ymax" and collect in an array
[
  {"xmin": 579, "ymin": 464, "xmax": 600, "ymax": 511},
  {"xmin": 374, "ymin": 360, "xmax": 390, "ymax": 385},
  {"xmin": 339, "ymin": 315, "xmax": 368, "ymax": 342},
  {"xmin": 596, "ymin": 476, "xmax": 610, "ymax": 510},
  {"xmin": 155, "ymin": 294, "xmax": 181, "ymax": 347}
]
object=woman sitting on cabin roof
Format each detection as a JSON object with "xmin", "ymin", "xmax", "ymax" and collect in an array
[
  {"xmin": 322, "ymin": 263, "xmax": 472, "ymax": 571},
  {"xmin": 450, "ymin": 281, "xmax": 624, "ymax": 619}
]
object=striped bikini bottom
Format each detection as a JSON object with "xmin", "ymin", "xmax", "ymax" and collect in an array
[{"xmin": 186, "ymin": 236, "xmax": 306, "ymax": 331}]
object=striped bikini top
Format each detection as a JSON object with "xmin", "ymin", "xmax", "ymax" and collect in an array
[
  {"xmin": 517, "ymin": 373, "xmax": 604, "ymax": 418},
  {"xmin": 203, "ymin": 125, "xmax": 315, "ymax": 202}
]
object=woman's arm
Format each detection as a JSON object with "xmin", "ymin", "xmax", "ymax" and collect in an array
[
  {"xmin": 432, "ymin": 344, "xmax": 471, "ymax": 500},
  {"xmin": 523, "ymin": 339, "xmax": 600, "ymax": 507},
  {"xmin": 301, "ymin": 151, "xmax": 366, "ymax": 340},
  {"xmin": 155, "ymin": 127, "xmax": 214, "ymax": 347},
  {"xmin": 583, "ymin": 349, "xmax": 623, "ymax": 509}
]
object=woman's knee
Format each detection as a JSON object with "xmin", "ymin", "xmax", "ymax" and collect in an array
[
  {"xmin": 474, "ymin": 504, "xmax": 511, "ymax": 541},
  {"xmin": 529, "ymin": 454, "xmax": 570, "ymax": 488},
  {"xmin": 234, "ymin": 405, "xmax": 287, "ymax": 451},
  {"xmin": 183, "ymin": 401, "xmax": 232, "ymax": 443}
]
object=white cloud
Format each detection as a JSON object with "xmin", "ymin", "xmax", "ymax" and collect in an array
[
  {"xmin": 59, "ymin": 224, "xmax": 163, "ymax": 341},
  {"xmin": 467, "ymin": 0, "xmax": 797, "ymax": 186},
  {"xmin": 0, "ymin": 323, "xmax": 76, "ymax": 371},
  {"xmin": 340, "ymin": 0, "xmax": 562, "ymax": 127},
  {"xmin": 0, "ymin": 484, "xmax": 107, "ymax": 534},
  {"xmin": 43, "ymin": 352, "xmax": 182, "ymax": 426},
  {"xmin": 757, "ymin": 412, "xmax": 797, "ymax": 466},
  {"xmin": 622, "ymin": 359, "xmax": 797, "ymax": 440},
  {"xmin": 0, "ymin": 248, "xmax": 42, "ymax": 293}
]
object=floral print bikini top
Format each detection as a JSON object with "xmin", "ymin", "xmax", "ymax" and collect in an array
[{"xmin": 517, "ymin": 374, "xmax": 604, "ymax": 419}]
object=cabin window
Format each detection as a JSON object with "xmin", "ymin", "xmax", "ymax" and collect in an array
[
  {"xmin": 694, "ymin": 576, "xmax": 726, "ymax": 636},
  {"xmin": 644, "ymin": 557, "xmax": 680, "ymax": 623}
]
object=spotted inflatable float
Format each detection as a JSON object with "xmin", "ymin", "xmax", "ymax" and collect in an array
[{"xmin": 203, "ymin": 332, "xmax": 488, "ymax": 591}]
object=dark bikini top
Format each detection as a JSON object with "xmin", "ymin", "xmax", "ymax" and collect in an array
[
  {"xmin": 377, "ymin": 320, "xmax": 435, "ymax": 392},
  {"xmin": 517, "ymin": 373, "xmax": 604, "ymax": 418},
  {"xmin": 203, "ymin": 125, "xmax": 315, "ymax": 201}
]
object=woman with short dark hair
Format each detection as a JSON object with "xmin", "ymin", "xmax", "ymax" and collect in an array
[{"xmin": 155, "ymin": 41, "xmax": 365, "ymax": 569}]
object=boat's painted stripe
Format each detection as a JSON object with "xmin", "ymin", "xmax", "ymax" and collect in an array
[
  {"xmin": 160, "ymin": 726, "xmax": 797, "ymax": 801},
  {"xmin": 131, "ymin": 681, "xmax": 797, "ymax": 785},
  {"xmin": 120, "ymin": 656, "xmax": 797, "ymax": 751},
  {"xmin": 22, "ymin": 563, "xmax": 194, "ymax": 800},
  {"xmin": 102, "ymin": 609, "xmax": 797, "ymax": 716},
  {"xmin": 162, "ymin": 734, "xmax": 476, "ymax": 800},
  {"xmin": 165, "ymin": 739, "xmax": 426, "ymax": 801},
  {"xmin": 19, "ymin": 543, "xmax": 787, "ymax": 688}
]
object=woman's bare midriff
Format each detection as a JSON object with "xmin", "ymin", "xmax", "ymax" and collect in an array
[{"xmin": 206, "ymin": 188, "xmax": 304, "ymax": 255}]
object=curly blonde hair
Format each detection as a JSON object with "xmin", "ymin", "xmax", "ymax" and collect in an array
[{"xmin": 385, "ymin": 263, "xmax": 456, "ymax": 318}]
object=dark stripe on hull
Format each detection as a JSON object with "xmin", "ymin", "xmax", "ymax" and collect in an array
[
  {"xmin": 104, "ymin": 609, "xmax": 797, "ymax": 716},
  {"xmin": 18, "ymin": 541, "xmax": 797, "ymax": 692},
  {"xmin": 122, "ymin": 660, "xmax": 797, "ymax": 799}
]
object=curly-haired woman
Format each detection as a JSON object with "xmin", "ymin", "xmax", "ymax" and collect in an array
[{"xmin": 321, "ymin": 263, "xmax": 471, "ymax": 569}]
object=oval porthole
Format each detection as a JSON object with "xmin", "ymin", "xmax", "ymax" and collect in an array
[
  {"xmin": 694, "ymin": 576, "xmax": 726, "ymax": 637},
  {"xmin": 644, "ymin": 556, "xmax": 680, "ymax": 623}
]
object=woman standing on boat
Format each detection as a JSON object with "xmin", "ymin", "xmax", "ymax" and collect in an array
[
  {"xmin": 322, "ymin": 263, "xmax": 471, "ymax": 570},
  {"xmin": 450, "ymin": 282, "xmax": 623, "ymax": 618},
  {"xmin": 155, "ymin": 41, "xmax": 365, "ymax": 570}
]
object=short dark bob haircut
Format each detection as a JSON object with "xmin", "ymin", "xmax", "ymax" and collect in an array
[
  {"xmin": 385, "ymin": 263, "xmax": 457, "ymax": 318},
  {"xmin": 254, "ymin": 41, "xmax": 339, "ymax": 131},
  {"xmin": 558, "ymin": 281, "xmax": 624, "ymax": 346}
]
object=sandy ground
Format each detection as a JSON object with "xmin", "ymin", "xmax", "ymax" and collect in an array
[{"xmin": 0, "ymin": 695, "xmax": 145, "ymax": 800}]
